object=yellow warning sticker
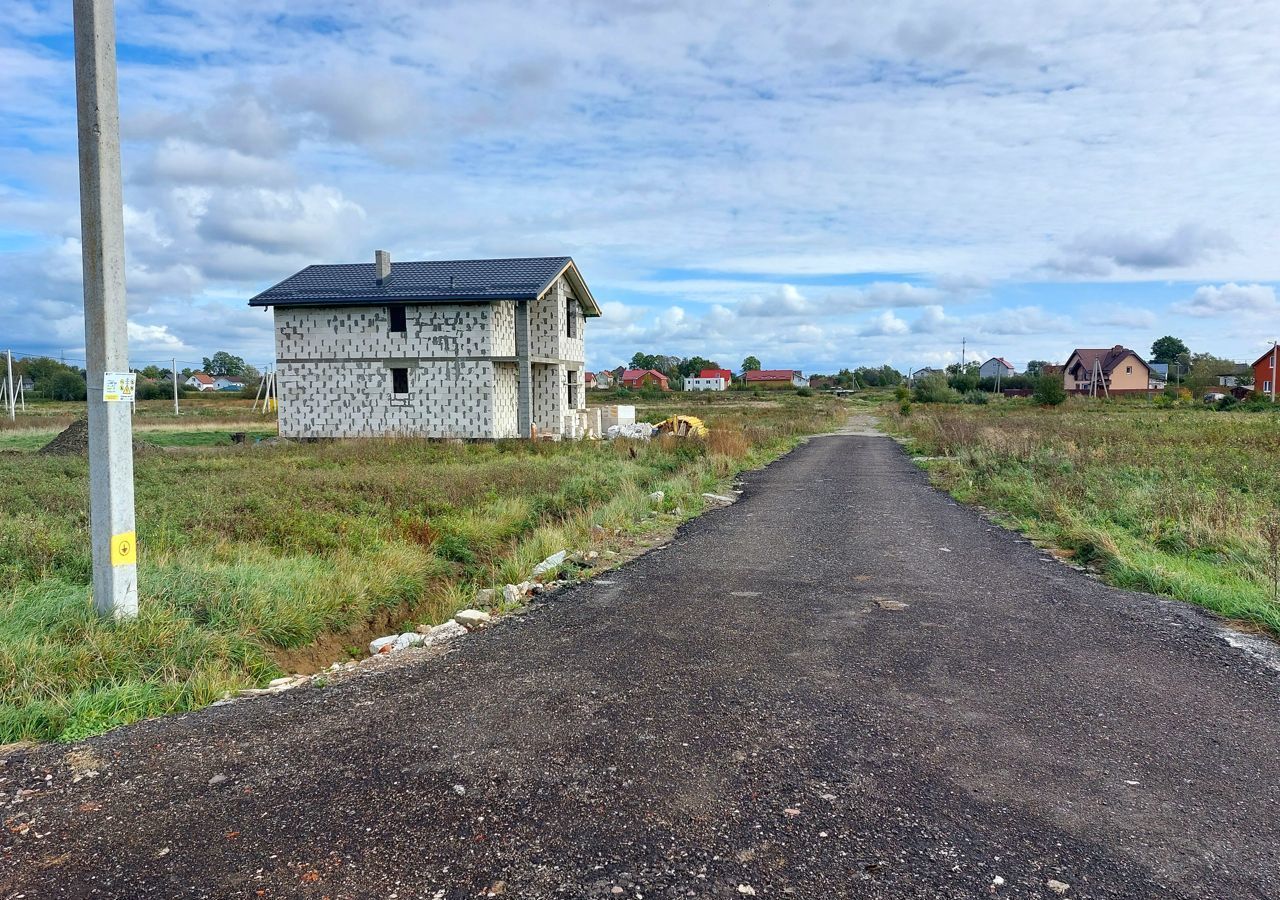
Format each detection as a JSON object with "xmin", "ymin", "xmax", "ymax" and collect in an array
[{"xmin": 111, "ymin": 531, "xmax": 136, "ymax": 566}]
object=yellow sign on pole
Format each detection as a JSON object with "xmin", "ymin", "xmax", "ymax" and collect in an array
[
  {"xmin": 102, "ymin": 371, "xmax": 136, "ymax": 403},
  {"xmin": 110, "ymin": 530, "xmax": 136, "ymax": 566}
]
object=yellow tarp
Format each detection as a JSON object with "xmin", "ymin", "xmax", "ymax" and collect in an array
[{"xmin": 656, "ymin": 415, "xmax": 709, "ymax": 438}]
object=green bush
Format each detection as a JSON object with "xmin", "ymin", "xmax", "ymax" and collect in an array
[
  {"xmin": 899, "ymin": 398, "xmax": 911, "ymax": 416},
  {"xmin": 912, "ymin": 374, "xmax": 961, "ymax": 404},
  {"xmin": 46, "ymin": 372, "xmax": 87, "ymax": 401},
  {"xmin": 962, "ymin": 390, "xmax": 989, "ymax": 405},
  {"xmin": 1033, "ymin": 375, "xmax": 1066, "ymax": 406},
  {"xmin": 795, "ymin": 386, "xmax": 814, "ymax": 397},
  {"xmin": 894, "ymin": 384, "xmax": 910, "ymax": 402}
]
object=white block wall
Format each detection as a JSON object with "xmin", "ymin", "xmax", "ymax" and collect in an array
[
  {"xmin": 272, "ymin": 285, "xmax": 589, "ymax": 440},
  {"xmin": 276, "ymin": 305, "xmax": 495, "ymax": 360},
  {"xmin": 277, "ymin": 359, "xmax": 496, "ymax": 439},
  {"xmin": 494, "ymin": 362, "xmax": 519, "ymax": 438},
  {"xmin": 529, "ymin": 276, "xmax": 585, "ymax": 363}
]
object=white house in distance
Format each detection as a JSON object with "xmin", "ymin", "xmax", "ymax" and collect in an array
[
  {"xmin": 184, "ymin": 372, "xmax": 216, "ymax": 391},
  {"xmin": 248, "ymin": 252, "xmax": 601, "ymax": 439},
  {"xmin": 979, "ymin": 357, "xmax": 1016, "ymax": 379},
  {"xmin": 684, "ymin": 367, "xmax": 733, "ymax": 391}
]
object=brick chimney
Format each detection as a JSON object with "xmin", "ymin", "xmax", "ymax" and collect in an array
[{"xmin": 375, "ymin": 250, "xmax": 391, "ymax": 285}]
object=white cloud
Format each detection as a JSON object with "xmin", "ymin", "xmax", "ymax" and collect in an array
[
  {"xmin": 861, "ymin": 310, "xmax": 909, "ymax": 336},
  {"xmin": 1047, "ymin": 224, "xmax": 1236, "ymax": 276},
  {"xmin": 1171, "ymin": 283, "xmax": 1278, "ymax": 318},
  {"xmin": 126, "ymin": 322, "xmax": 193, "ymax": 353}
]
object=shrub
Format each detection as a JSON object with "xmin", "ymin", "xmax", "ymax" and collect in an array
[
  {"xmin": 1033, "ymin": 375, "xmax": 1066, "ymax": 406},
  {"xmin": 899, "ymin": 398, "xmax": 911, "ymax": 416},
  {"xmin": 1216, "ymin": 395, "xmax": 1239, "ymax": 411},
  {"xmin": 894, "ymin": 384, "xmax": 910, "ymax": 402},
  {"xmin": 912, "ymin": 374, "xmax": 961, "ymax": 404},
  {"xmin": 795, "ymin": 386, "xmax": 814, "ymax": 397},
  {"xmin": 962, "ymin": 390, "xmax": 989, "ymax": 405}
]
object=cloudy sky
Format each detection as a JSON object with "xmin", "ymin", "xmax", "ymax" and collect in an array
[{"xmin": 2, "ymin": 0, "xmax": 1279, "ymax": 374}]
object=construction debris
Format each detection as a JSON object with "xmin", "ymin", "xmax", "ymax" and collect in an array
[
  {"xmin": 606, "ymin": 422, "xmax": 656, "ymax": 440},
  {"xmin": 655, "ymin": 414, "xmax": 708, "ymax": 438},
  {"xmin": 531, "ymin": 550, "xmax": 568, "ymax": 577}
]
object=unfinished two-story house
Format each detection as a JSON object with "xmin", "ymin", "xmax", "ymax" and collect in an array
[{"xmin": 247, "ymin": 253, "xmax": 600, "ymax": 439}]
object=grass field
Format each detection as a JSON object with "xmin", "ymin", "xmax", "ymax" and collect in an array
[
  {"xmin": 885, "ymin": 398, "xmax": 1280, "ymax": 636},
  {"xmin": 0, "ymin": 393, "xmax": 845, "ymax": 743}
]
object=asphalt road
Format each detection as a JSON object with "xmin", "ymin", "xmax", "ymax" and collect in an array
[{"xmin": 5, "ymin": 428, "xmax": 1280, "ymax": 899}]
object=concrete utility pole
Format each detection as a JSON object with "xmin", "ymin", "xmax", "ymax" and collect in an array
[
  {"xmin": 74, "ymin": 0, "xmax": 138, "ymax": 619},
  {"xmin": 5, "ymin": 350, "xmax": 14, "ymax": 421},
  {"xmin": 172, "ymin": 356, "xmax": 179, "ymax": 415}
]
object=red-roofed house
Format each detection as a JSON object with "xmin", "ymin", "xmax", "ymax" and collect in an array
[
  {"xmin": 621, "ymin": 369, "xmax": 670, "ymax": 390},
  {"xmin": 184, "ymin": 372, "xmax": 216, "ymax": 392},
  {"xmin": 743, "ymin": 369, "xmax": 805, "ymax": 389},
  {"xmin": 1252, "ymin": 343, "xmax": 1279, "ymax": 400},
  {"xmin": 684, "ymin": 368, "xmax": 732, "ymax": 391}
]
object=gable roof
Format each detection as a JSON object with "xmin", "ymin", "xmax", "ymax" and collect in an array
[
  {"xmin": 698, "ymin": 368, "xmax": 733, "ymax": 381},
  {"xmin": 248, "ymin": 256, "xmax": 600, "ymax": 315},
  {"xmin": 984, "ymin": 357, "xmax": 1015, "ymax": 370},
  {"xmin": 1251, "ymin": 345, "xmax": 1279, "ymax": 368},
  {"xmin": 188, "ymin": 372, "xmax": 214, "ymax": 384},
  {"xmin": 744, "ymin": 369, "xmax": 799, "ymax": 381},
  {"xmin": 621, "ymin": 368, "xmax": 668, "ymax": 383},
  {"xmin": 1065, "ymin": 346, "xmax": 1149, "ymax": 376}
]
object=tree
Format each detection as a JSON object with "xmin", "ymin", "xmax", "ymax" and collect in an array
[
  {"xmin": 1186, "ymin": 352, "xmax": 1240, "ymax": 392},
  {"xmin": 18, "ymin": 356, "xmax": 78, "ymax": 385},
  {"xmin": 741, "ymin": 355, "xmax": 761, "ymax": 372},
  {"xmin": 202, "ymin": 351, "xmax": 247, "ymax": 376},
  {"xmin": 677, "ymin": 356, "xmax": 719, "ymax": 378},
  {"xmin": 46, "ymin": 371, "xmax": 87, "ymax": 401},
  {"xmin": 1025, "ymin": 360, "xmax": 1049, "ymax": 377},
  {"xmin": 1033, "ymin": 374, "xmax": 1066, "ymax": 406},
  {"xmin": 138, "ymin": 364, "xmax": 166, "ymax": 380},
  {"xmin": 1150, "ymin": 336, "xmax": 1190, "ymax": 364}
]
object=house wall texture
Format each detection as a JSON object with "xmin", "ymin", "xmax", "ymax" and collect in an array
[
  {"xmin": 528, "ymin": 276, "xmax": 586, "ymax": 363},
  {"xmin": 274, "ymin": 304, "xmax": 499, "ymax": 438},
  {"xmin": 531, "ymin": 363, "xmax": 563, "ymax": 434},
  {"xmin": 494, "ymin": 362, "xmax": 519, "ymax": 437},
  {"xmin": 272, "ymin": 279, "xmax": 588, "ymax": 439},
  {"xmin": 276, "ymin": 305, "xmax": 495, "ymax": 361},
  {"xmin": 1254, "ymin": 353, "xmax": 1277, "ymax": 396},
  {"xmin": 276, "ymin": 357, "xmax": 496, "ymax": 438}
]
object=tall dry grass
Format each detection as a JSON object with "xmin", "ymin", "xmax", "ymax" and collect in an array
[{"xmin": 886, "ymin": 398, "xmax": 1280, "ymax": 634}]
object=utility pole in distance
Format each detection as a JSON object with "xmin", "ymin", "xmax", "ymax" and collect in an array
[
  {"xmin": 74, "ymin": 0, "xmax": 138, "ymax": 619},
  {"xmin": 172, "ymin": 356, "xmax": 179, "ymax": 415},
  {"xmin": 5, "ymin": 350, "xmax": 14, "ymax": 421}
]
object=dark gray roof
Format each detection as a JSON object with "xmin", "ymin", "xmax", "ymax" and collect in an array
[{"xmin": 248, "ymin": 256, "xmax": 600, "ymax": 315}]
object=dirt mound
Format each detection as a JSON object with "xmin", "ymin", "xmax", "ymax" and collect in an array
[
  {"xmin": 39, "ymin": 418, "xmax": 90, "ymax": 455},
  {"xmin": 38, "ymin": 418, "xmax": 155, "ymax": 456}
]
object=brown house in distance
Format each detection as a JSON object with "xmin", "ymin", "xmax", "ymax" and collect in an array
[{"xmin": 1062, "ymin": 346, "xmax": 1152, "ymax": 396}]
